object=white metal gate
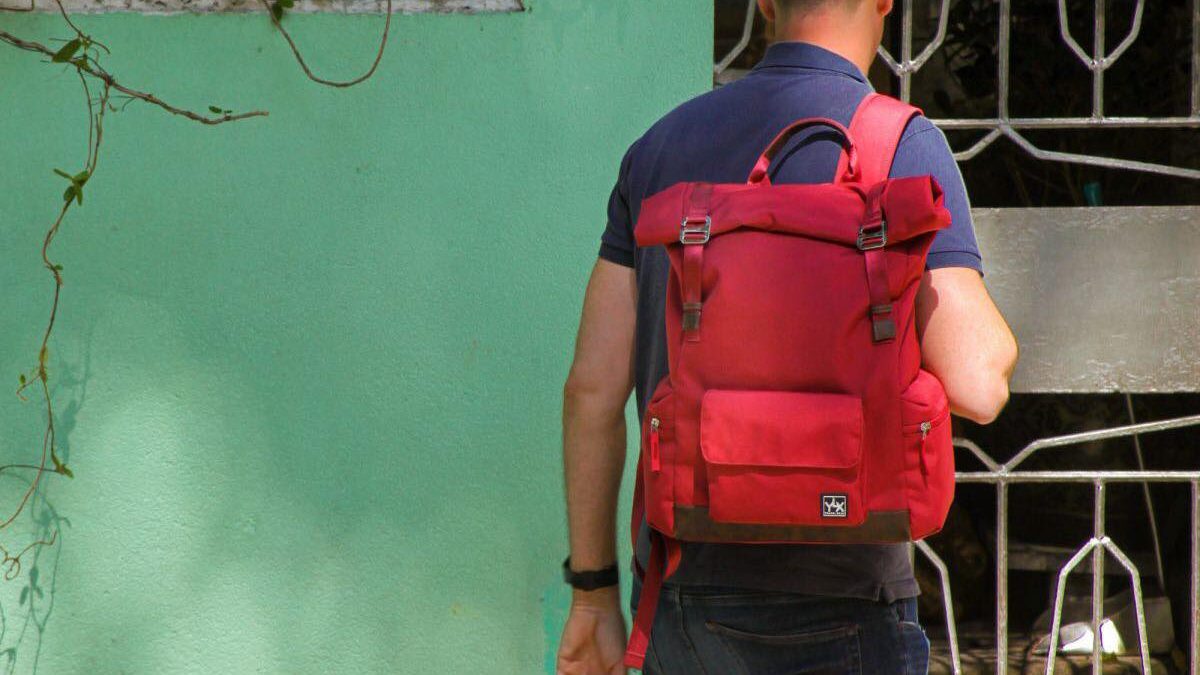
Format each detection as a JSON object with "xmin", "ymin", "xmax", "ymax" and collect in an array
[{"xmin": 715, "ymin": 2, "xmax": 1200, "ymax": 673}]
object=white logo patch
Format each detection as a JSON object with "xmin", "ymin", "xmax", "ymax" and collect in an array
[{"xmin": 821, "ymin": 494, "xmax": 848, "ymax": 519}]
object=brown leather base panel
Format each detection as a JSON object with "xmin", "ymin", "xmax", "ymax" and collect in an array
[{"xmin": 673, "ymin": 506, "xmax": 913, "ymax": 544}]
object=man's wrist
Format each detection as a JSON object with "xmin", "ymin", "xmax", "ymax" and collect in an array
[
  {"xmin": 570, "ymin": 584, "xmax": 621, "ymax": 609},
  {"xmin": 562, "ymin": 556, "xmax": 619, "ymax": 591}
]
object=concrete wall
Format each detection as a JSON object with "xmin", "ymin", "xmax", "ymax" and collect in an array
[
  {"xmin": 0, "ymin": 3, "xmax": 710, "ymax": 672},
  {"xmin": 974, "ymin": 207, "xmax": 1200, "ymax": 393}
]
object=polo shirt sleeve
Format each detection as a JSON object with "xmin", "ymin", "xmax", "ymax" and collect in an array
[
  {"xmin": 598, "ymin": 141, "xmax": 638, "ymax": 268},
  {"xmin": 888, "ymin": 116, "xmax": 984, "ymax": 274}
]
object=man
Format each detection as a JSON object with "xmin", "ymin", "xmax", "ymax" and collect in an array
[{"xmin": 557, "ymin": 0, "xmax": 1018, "ymax": 673}]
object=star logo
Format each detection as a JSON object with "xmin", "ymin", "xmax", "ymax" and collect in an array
[{"xmin": 821, "ymin": 494, "xmax": 848, "ymax": 519}]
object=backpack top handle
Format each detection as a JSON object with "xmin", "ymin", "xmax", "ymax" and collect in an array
[{"xmin": 746, "ymin": 117, "xmax": 859, "ymax": 186}]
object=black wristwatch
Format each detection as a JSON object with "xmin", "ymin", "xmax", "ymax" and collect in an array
[{"xmin": 562, "ymin": 556, "xmax": 619, "ymax": 591}]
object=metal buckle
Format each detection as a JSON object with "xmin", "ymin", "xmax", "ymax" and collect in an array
[
  {"xmin": 856, "ymin": 220, "xmax": 887, "ymax": 251},
  {"xmin": 679, "ymin": 216, "xmax": 711, "ymax": 245}
]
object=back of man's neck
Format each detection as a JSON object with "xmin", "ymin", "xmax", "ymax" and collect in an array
[{"xmin": 774, "ymin": 25, "xmax": 874, "ymax": 76}]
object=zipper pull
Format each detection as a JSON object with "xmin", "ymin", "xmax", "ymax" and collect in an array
[
  {"xmin": 649, "ymin": 418, "xmax": 661, "ymax": 472},
  {"xmin": 918, "ymin": 421, "xmax": 931, "ymax": 478}
]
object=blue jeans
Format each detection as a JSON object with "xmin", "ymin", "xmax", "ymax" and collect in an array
[{"xmin": 638, "ymin": 584, "xmax": 930, "ymax": 675}]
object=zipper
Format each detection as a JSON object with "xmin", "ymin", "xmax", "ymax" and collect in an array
[
  {"xmin": 918, "ymin": 421, "xmax": 932, "ymax": 477},
  {"xmin": 649, "ymin": 418, "xmax": 661, "ymax": 472}
]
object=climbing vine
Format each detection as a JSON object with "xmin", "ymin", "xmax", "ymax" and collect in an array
[{"xmin": 0, "ymin": 0, "xmax": 391, "ymax": 654}]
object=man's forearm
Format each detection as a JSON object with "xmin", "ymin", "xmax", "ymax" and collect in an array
[{"xmin": 562, "ymin": 387, "xmax": 628, "ymax": 572}]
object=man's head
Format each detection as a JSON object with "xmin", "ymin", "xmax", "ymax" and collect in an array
[{"xmin": 755, "ymin": 0, "xmax": 894, "ymax": 75}]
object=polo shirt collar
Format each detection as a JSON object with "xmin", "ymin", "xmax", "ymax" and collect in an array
[{"xmin": 751, "ymin": 41, "xmax": 868, "ymax": 83}]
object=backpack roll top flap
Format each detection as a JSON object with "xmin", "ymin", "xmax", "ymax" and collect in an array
[
  {"xmin": 878, "ymin": 176, "xmax": 951, "ymax": 244},
  {"xmin": 699, "ymin": 390, "xmax": 866, "ymax": 527},
  {"xmin": 633, "ymin": 177, "xmax": 950, "ymax": 250},
  {"xmin": 634, "ymin": 182, "xmax": 868, "ymax": 248}
]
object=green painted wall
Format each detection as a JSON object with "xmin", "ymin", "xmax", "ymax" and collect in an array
[{"xmin": 0, "ymin": 4, "xmax": 709, "ymax": 672}]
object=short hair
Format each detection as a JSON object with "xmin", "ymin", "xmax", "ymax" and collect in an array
[{"xmin": 776, "ymin": 0, "xmax": 858, "ymax": 15}]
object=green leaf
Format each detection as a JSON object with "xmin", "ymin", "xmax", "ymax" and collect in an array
[
  {"xmin": 29, "ymin": 568, "xmax": 37, "ymax": 585},
  {"xmin": 17, "ymin": 374, "xmax": 25, "ymax": 386},
  {"xmin": 62, "ymin": 186, "xmax": 76, "ymax": 203},
  {"xmin": 75, "ymin": 187, "xmax": 83, "ymax": 205},
  {"xmin": 270, "ymin": 1, "xmax": 284, "ymax": 20},
  {"xmin": 51, "ymin": 38, "xmax": 81, "ymax": 63},
  {"xmin": 51, "ymin": 452, "xmax": 73, "ymax": 479},
  {"xmin": 208, "ymin": 105, "xmax": 223, "ymax": 114},
  {"xmin": 52, "ymin": 264, "xmax": 63, "ymax": 271},
  {"xmin": 73, "ymin": 170, "xmax": 90, "ymax": 184},
  {"xmin": 18, "ymin": 587, "xmax": 27, "ymax": 606},
  {"xmin": 53, "ymin": 168, "xmax": 72, "ymax": 180}
]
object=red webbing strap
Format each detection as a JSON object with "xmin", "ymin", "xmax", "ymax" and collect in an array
[
  {"xmin": 680, "ymin": 183, "xmax": 713, "ymax": 342},
  {"xmin": 834, "ymin": 93, "xmax": 921, "ymax": 186},
  {"xmin": 624, "ymin": 534, "xmax": 681, "ymax": 670},
  {"xmin": 837, "ymin": 94, "xmax": 920, "ymax": 343},
  {"xmin": 862, "ymin": 183, "xmax": 895, "ymax": 342},
  {"xmin": 630, "ymin": 454, "xmax": 645, "ymax": 562},
  {"xmin": 623, "ymin": 533, "xmax": 662, "ymax": 669},
  {"xmin": 866, "ymin": 251, "xmax": 894, "ymax": 341},
  {"xmin": 625, "ymin": 448, "xmax": 679, "ymax": 669},
  {"xmin": 682, "ymin": 246, "xmax": 703, "ymax": 342}
]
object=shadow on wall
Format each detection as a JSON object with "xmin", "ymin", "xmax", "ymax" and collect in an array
[{"xmin": 0, "ymin": 321, "xmax": 90, "ymax": 673}]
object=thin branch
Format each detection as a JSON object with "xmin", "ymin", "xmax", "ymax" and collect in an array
[
  {"xmin": 0, "ymin": 31, "xmax": 268, "ymax": 125},
  {"xmin": 53, "ymin": 0, "xmax": 111, "ymax": 55},
  {"xmin": 261, "ymin": 0, "xmax": 392, "ymax": 88},
  {"xmin": 77, "ymin": 70, "xmax": 96, "ymax": 169},
  {"xmin": 0, "ymin": 528, "xmax": 59, "ymax": 581},
  {"xmin": 5, "ymin": 83, "xmax": 112, "ymax": 529},
  {"xmin": 4, "ymin": 202, "xmax": 70, "ymax": 532},
  {"xmin": 53, "ymin": 0, "xmax": 88, "ymax": 42},
  {"xmin": 0, "ymin": 0, "xmax": 275, "ymax": 617}
]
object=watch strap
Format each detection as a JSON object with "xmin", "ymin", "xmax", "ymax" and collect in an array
[{"xmin": 562, "ymin": 556, "xmax": 619, "ymax": 591}]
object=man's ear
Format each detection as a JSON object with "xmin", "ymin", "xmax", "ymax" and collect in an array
[
  {"xmin": 756, "ymin": 0, "xmax": 777, "ymax": 23},
  {"xmin": 876, "ymin": 0, "xmax": 894, "ymax": 17}
]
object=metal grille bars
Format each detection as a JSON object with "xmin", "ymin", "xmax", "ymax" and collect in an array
[
  {"xmin": 883, "ymin": 0, "xmax": 1200, "ymax": 179},
  {"xmin": 919, "ymin": 413, "xmax": 1200, "ymax": 675},
  {"xmin": 716, "ymin": 0, "xmax": 1200, "ymax": 179}
]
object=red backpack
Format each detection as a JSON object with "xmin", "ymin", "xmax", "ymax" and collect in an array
[{"xmin": 623, "ymin": 94, "xmax": 956, "ymax": 669}]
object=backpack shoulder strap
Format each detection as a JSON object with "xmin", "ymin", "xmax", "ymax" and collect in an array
[{"xmin": 835, "ymin": 93, "xmax": 922, "ymax": 185}]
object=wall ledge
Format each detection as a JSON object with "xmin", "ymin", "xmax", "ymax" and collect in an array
[{"xmin": 12, "ymin": 0, "xmax": 523, "ymax": 14}]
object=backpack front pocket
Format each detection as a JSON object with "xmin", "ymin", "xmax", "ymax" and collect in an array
[{"xmin": 699, "ymin": 390, "xmax": 865, "ymax": 527}]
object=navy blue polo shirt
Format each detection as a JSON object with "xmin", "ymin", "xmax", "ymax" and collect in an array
[{"xmin": 600, "ymin": 42, "xmax": 983, "ymax": 603}]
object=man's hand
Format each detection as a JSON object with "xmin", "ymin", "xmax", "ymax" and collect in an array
[{"xmin": 556, "ymin": 587, "xmax": 628, "ymax": 675}]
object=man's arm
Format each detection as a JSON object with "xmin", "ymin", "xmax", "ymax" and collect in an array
[
  {"xmin": 916, "ymin": 267, "xmax": 1018, "ymax": 424},
  {"xmin": 889, "ymin": 119, "xmax": 1017, "ymax": 424},
  {"xmin": 557, "ymin": 257, "xmax": 637, "ymax": 675}
]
